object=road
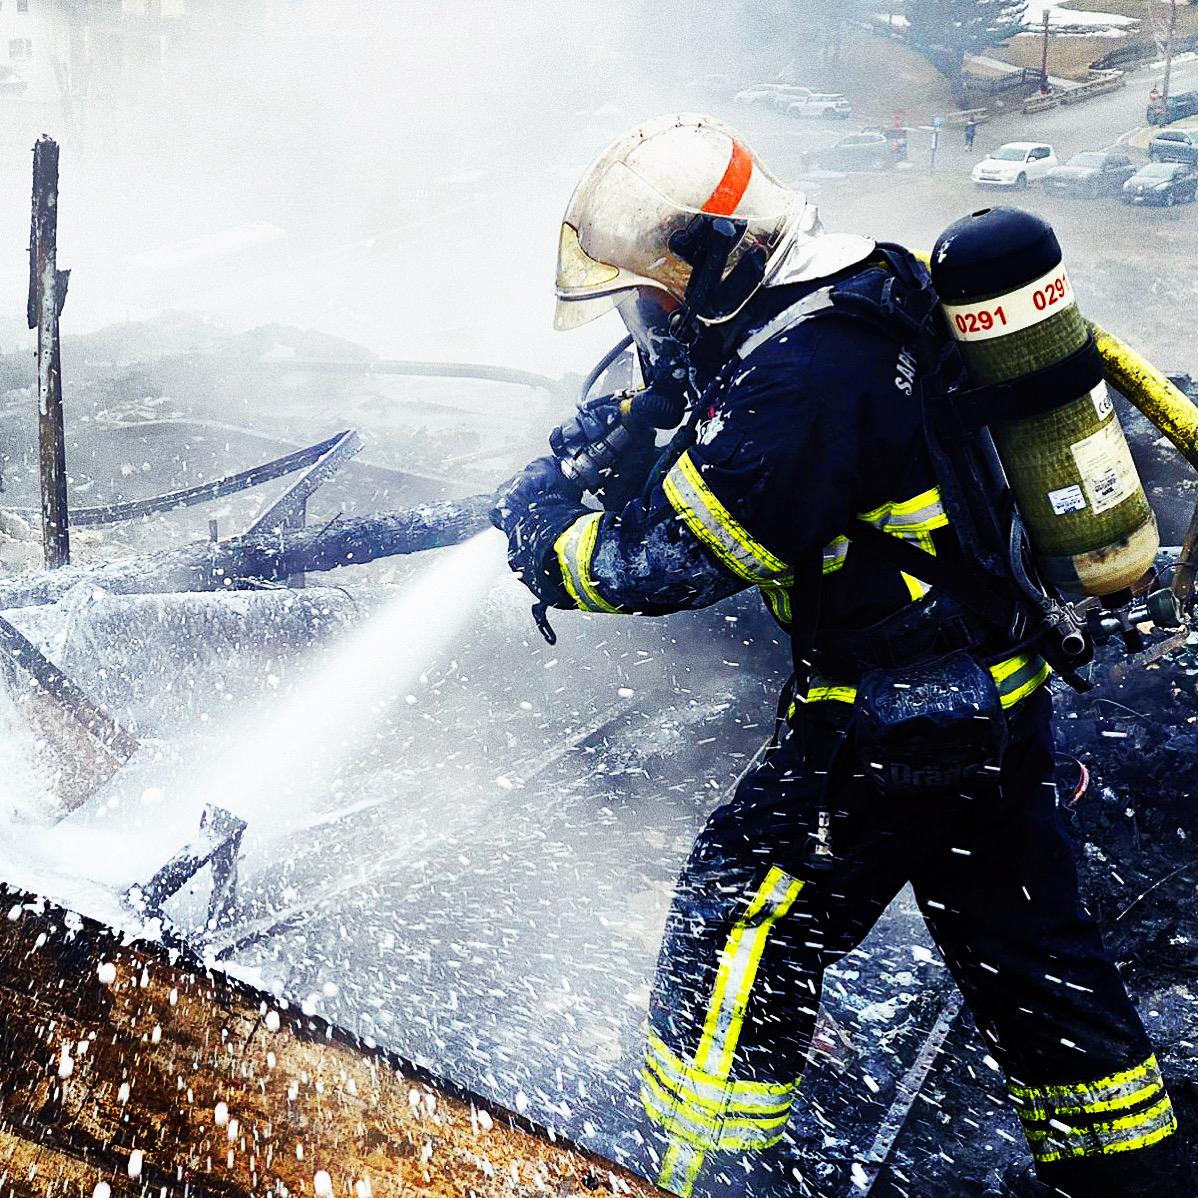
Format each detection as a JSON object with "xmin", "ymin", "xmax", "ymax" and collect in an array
[{"xmin": 727, "ymin": 55, "xmax": 1198, "ymax": 378}]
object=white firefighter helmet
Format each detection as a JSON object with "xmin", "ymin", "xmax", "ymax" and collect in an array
[{"xmin": 554, "ymin": 113, "xmax": 860, "ymax": 332}]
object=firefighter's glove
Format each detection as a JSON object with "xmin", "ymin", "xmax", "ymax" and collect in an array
[
  {"xmin": 490, "ymin": 455, "xmax": 582, "ymax": 533},
  {"xmin": 490, "ymin": 455, "xmax": 585, "ymax": 606}
]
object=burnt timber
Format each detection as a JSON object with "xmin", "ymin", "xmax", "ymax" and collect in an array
[
  {"xmin": 0, "ymin": 886, "xmax": 659, "ymax": 1197},
  {"xmin": 0, "ymin": 493, "xmax": 494, "ymax": 611}
]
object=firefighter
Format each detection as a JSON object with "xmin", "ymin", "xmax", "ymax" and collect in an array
[{"xmin": 490, "ymin": 114, "xmax": 1186, "ymax": 1198}]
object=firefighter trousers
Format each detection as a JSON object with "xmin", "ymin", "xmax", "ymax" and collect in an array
[{"xmin": 641, "ymin": 689, "xmax": 1184, "ymax": 1197}]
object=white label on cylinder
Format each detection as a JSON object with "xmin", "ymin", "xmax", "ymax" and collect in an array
[
  {"xmin": 1071, "ymin": 422, "xmax": 1138, "ymax": 515},
  {"xmin": 1048, "ymin": 484, "xmax": 1087, "ymax": 516},
  {"xmin": 942, "ymin": 264, "xmax": 1075, "ymax": 342},
  {"xmin": 1091, "ymin": 381, "xmax": 1114, "ymax": 421}
]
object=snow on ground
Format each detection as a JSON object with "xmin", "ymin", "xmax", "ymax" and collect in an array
[
  {"xmin": 1152, "ymin": 50, "xmax": 1198, "ymax": 70},
  {"xmin": 1022, "ymin": 1, "xmax": 1138, "ymax": 34},
  {"xmin": 1023, "ymin": 0, "xmax": 1137, "ymax": 25}
]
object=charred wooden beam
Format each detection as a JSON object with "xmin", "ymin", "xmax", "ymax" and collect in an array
[
  {"xmin": 27, "ymin": 136, "xmax": 71, "ymax": 569},
  {"xmin": 124, "ymin": 803, "xmax": 247, "ymax": 935},
  {"xmin": 0, "ymin": 493, "xmax": 495, "ymax": 611},
  {"xmin": 243, "ymin": 430, "xmax": 362, "ymax": 538},
  {"xmin": 0, "ymin": 885, "xmax": 660, "ymax": 1197},
  {"xmin": 0, "ymin": 613, "xmax": 137, "ymax": 760},
  {"xmin": 0, "ymin": 613, "xmax": 137, "ymax": 815},
  {"xmin": 1, "ymin": 429, "xmax": 363, "ymax": 527}
]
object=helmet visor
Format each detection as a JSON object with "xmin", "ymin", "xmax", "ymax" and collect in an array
[
  {"xmin": 556, "ymin": 221, "xmax": 620, "ymax": 292},
  {"xmin": 554, "ymin": 220, "xmax": 667, "ymax": 331}
]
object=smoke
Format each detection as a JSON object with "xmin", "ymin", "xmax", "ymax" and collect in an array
[
  {"xmin": 171, "ymin": 531, "xmax": 505, "ymax": 830},
  {"xmin": 0, "ymin": 685, "xmax": 58, "ymax": 825},
  {"xmin": 0, "ymin": 533, "xmax": 506, "ymax": 903},
  {"xmin": 0, "ymin": 0, "xmax": 776, "ymax": 369}
]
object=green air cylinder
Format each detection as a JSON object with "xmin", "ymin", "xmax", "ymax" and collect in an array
[{"xmin": 931, "ymin": 207, "xmax": 1158, "ymax": 597}]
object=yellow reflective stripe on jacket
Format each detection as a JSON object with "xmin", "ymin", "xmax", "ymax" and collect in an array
[
  {"xmin": 859, "ymin": 486, "xmax": 948, "ymax": 601},
  {"xmin": 1024, "ymin": 1094, "xmax": 1177, "ymax": 1163},
  {"xmin": 819, "ymin": 488, "xmax": 948, "ymax": 594},
  {"xmin": 804, "ymin": 652, "xmax": 1049, "ymax": 711},
  {"xmin": 662, "ymin": 457, "xmax": 946, "ymax": 612},
  {"xmin": 822, "ymin": 535, "xmax": 849, "ymax": 575},
  {"xmin": 758, "ymin": 577, "xmax": 793, "ymax": 623},
  {"xmin": 859, "ymin": 486, "xmax": 949, "ymax": 536},
  {"xmin": 898, "ymin": 530, "xmax": 935, "ymax": 602},
  {"xmin": 553, "ymin": 511, "xmax": 621, "ymax": 614},
  {"xmin": 663, "ymin": 451, "xmax": 790, "ymax": 583}
]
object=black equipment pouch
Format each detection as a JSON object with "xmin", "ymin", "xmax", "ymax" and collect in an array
[{"xmin": 854, "ymin": 650, "xmax": 1008, "ymax": 798}]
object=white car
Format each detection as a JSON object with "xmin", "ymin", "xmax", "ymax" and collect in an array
[
  {"xmin": 734, "ymin": 84, "xmax": 814, "ymax": 106},
  {"xmin": 787, "ymin": 92, "xmax": 852, "ymax": 119},
  {"xmin": 972, "ymin": 142, "xmax": 1058, "ymax": 189},
  {"xmin": 735, "ymin": 84, "xmax": 851, "ymax": 119}
]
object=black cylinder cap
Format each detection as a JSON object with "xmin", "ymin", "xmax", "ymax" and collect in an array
[{"xmin": 931, "ymin": 207, "xmax": 1063, "ymax": 303}]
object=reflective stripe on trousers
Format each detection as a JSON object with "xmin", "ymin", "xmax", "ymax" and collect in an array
[
  {"xmin": 642, "ymin": 866, "xmax": 803, "ymax": 1195},
  {"xmin": 1008, "ymin": 1054, "xmax": 1177, "ymax": 1163}
]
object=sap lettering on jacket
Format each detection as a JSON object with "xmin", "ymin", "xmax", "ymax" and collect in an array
[{"xmin": 894, "ymin": 346, "xmax": 918, "ymax": 397}]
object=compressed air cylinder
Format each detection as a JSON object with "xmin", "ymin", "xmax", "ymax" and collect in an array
[{"xmin": 931, "ymin": 207, "xmax": 1158, "ymax": 597}]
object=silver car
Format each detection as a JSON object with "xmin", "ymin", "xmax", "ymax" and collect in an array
[{"xmin": 1043, "ymin": 150, "xmax": 1135, "ymax": 198}]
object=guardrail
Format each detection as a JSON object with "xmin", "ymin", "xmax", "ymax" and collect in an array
[
  {"xmin": 1061, "ymin": 71, "xmax": 1125, "ymax": 105},
  {"xmin": 1092, "ymin": 32, "xmax": 1198, "ymax": 72},
  {"xmin": 943, "ymin": 107, "xmax": 989, "ymax": 126},
  {"xmin": 963, "ymin": 67, "xmax": 1039, "ymax": 98},
  {"xmin": 1022, "ymin": 91, "xmax": 1059, "ymax": 114},
  {"xmin": 1021, "ymin": 71, "xmax": 1124, "ymax": 114}
]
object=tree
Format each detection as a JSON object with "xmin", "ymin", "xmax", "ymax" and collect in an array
[{"xmin": 907, "ymin": 0, "xmax": 1028, "ymax": 83}]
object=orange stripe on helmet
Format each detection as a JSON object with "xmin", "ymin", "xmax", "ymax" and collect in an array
[{"xmin": 702, "ymin": 140, "xmax": 753, "ymax": 216}]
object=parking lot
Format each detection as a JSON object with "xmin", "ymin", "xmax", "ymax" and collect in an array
[{"xmin": 714, "ymin": 59, "xmax": 1198, "ymax": 377}]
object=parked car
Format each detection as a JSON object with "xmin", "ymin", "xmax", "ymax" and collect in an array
[
  {"xmin": 734, "ymin": 84, "xmax": 819, "ymax": 111},
  {"xmin": 806, "ymin": 131, "xmax": 902, "ymax": 171},
  {"xmin": 735, "ymin": 84, "xmax": 851, "ymax": 119},
  {"xmin": 734, "ymin": 83, "xmax": 812, "ymax": 106},
  {"xmin": 1147, "ymin": 90, "xmax": 1198, "ymax": 126},
  {"xmin": 972, "ymin": 142, "xmax": 1058, "ymax": 189},
  {"xmin": 787, "ymin": 91, "xmax": 852, "ymax": 119},
  {"xmin": 1148, "ymin": 128, "xmax": 1198, "ymax": 166},
  {"xmin": 1122, "ymin": 161, "xmax": 1198, "ymax": 206},
  {"xmin": 1043, "ymin": 149, "xmax": 1135, "ymax": 197}
]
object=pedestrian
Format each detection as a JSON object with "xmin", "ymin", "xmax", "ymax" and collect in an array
[
  {"xmin": 491, "ymin": 114, "xmax": 1188, "ymax": 1198},
  {"xmin": 965, "ymin": 117, "xmax": 978, "ymax": 150}
]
